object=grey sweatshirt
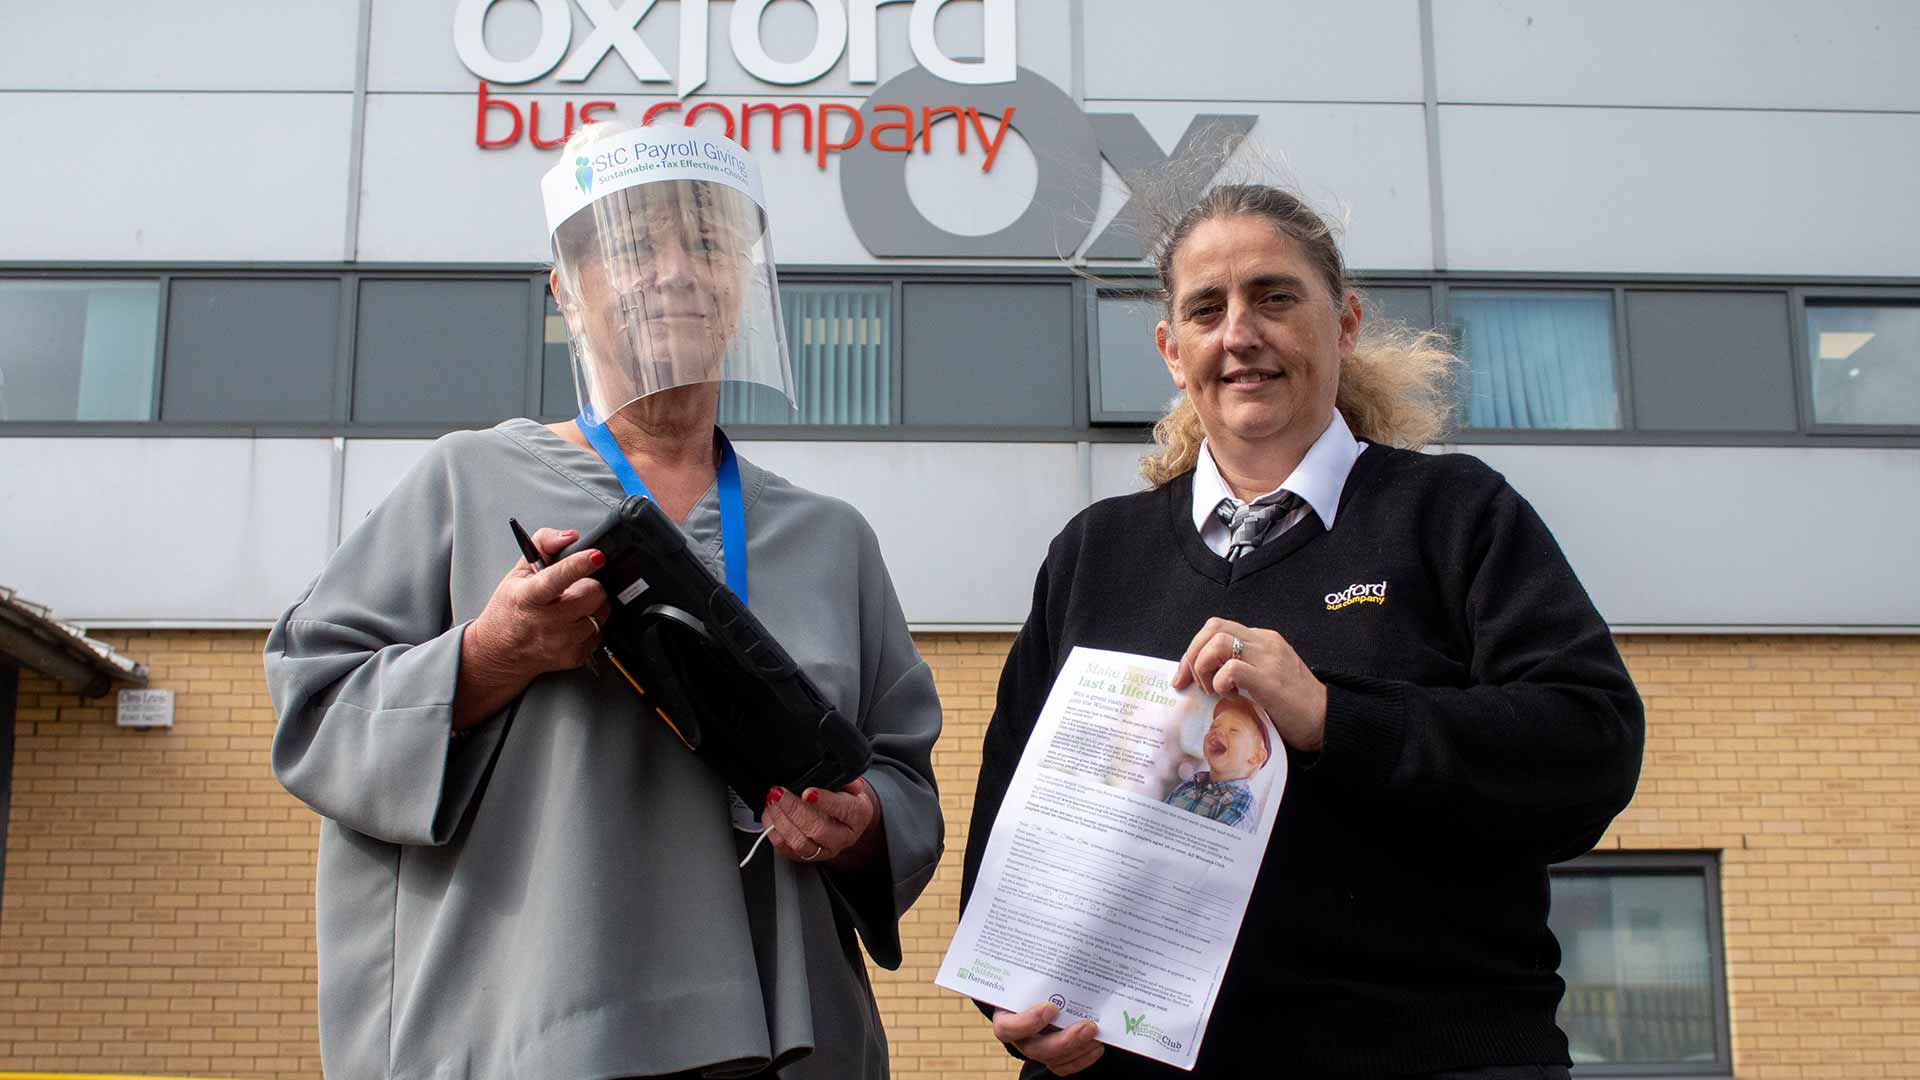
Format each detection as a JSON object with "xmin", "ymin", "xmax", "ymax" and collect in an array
[{"xmin": 265, "ymin": 419, "xmax": 943, "ymax": 1079}]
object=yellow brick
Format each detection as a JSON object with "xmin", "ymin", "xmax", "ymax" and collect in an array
[{"xmin": 5, "ymin": 631, "xmax": 1919, "ymax": 1079}]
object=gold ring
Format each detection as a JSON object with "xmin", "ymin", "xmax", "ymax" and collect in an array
[{"xmin": 1230, "ymin": 636, "xmax": 1244, "ymax": 660}]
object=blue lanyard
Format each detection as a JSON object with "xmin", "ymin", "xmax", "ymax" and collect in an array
[{"xmin": 575, "ymin": 415, "xmax": 749, "ymax": 606}]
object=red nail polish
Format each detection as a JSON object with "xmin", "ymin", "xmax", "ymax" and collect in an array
[
  {"xmin": 766, "ymin": 787, "xmax": 782, "ymax": 804},
  {"xmin": 803, "ymin": 790, "xmax": 819, "ymax": 804},
  {"xmin": 589, "ymin": 551, "xmax": 605, "ymax": 568}
]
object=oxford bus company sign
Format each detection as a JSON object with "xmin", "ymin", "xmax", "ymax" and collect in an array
[{"xmin": 454, "ymin": 0, "xmax": 1253, "ymax": 258}]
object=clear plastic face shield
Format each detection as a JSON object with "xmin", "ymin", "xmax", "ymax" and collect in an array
[{"xmin": 542, "ymin": 126, "xmax": 795, "ymax": 425}]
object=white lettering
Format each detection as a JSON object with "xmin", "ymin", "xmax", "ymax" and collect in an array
[
  {"xmin": 730, "ymin": 0, "xmax": 849, "ymax": 86},
  {"xmin": 557, "ymin": 0, "xmax": 668, "ymax": 84},
  {"xmin": 848, "ymin": 0, "xmax": 913, "ymax": 83},
  {"xmin": 454, "ymin": 0, "xmax": 574, "ymax": 85},
  {"xmin": 454, "ymin": 0, "xmax": 1018, "ymax": 90},
  {"xmin": 909, "ymin": 0, "xmax": 1015, "ymax": 85},
  {"xmin": 677, "ymin": 0, "xmax": 709, "ymax": 97}
]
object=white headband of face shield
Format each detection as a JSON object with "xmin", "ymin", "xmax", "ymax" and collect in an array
[{"xmin": 541, "ymin": 126, "xmax": 768, "ymax": 236}]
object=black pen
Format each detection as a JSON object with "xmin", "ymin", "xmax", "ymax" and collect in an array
[
  {"xmin": 508, "ymin": 516, "xmax": 548, "ymax": 569},
  {"xmin": 511, "ymin": 516, "xmax": 650, "ymax": 700}
]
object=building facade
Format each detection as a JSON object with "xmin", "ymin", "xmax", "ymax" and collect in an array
[{"xmin": 2, "ymin": 1, "xmax": 1917, "ymax": 1077}]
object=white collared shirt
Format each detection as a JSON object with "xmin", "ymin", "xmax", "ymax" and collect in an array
[{"xmin": 1191, "ymin": 410, "xmax": 1366, "ymax": 557}]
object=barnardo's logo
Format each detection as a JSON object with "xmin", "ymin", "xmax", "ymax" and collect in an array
[
  {"xmin": 1326, "ymin": 581, "xmax": 1387, "ymax": 611},
  {"xmin": 1119, "ymin": 1008, "xmax": 1184, "ymax": 1052},
  {"xmin": 954, "ymin": 957, "xmax": 1010, "ymax": 992},
  {"xmin": 573, "ymin": 156, "xmax": 593, "ymax": 194}
]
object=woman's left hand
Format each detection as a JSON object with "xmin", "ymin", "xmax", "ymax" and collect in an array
[
  {"xmin": 1171, "ymin": 617, "xmax": 1329, "ymax": 752},
  {"xmin": 762, "ymin": 776, "xmax": 884, "ymax": 869}
]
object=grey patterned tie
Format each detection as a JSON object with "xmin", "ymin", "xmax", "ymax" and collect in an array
[{"xmin": 1213, "ymin": 492, "xmax": 1302, "ymax": 561}]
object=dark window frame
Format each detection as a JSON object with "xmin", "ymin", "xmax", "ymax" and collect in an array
[
  {"xmin": 1439, "ymin": 283, "xmax": 1636, "ymax": 434},
  {"xmin": 1551, "ymin": 851, "xmax": 1733, "ymax": 1078},
  {"xmin": 1087, "ymin": 284, "xmax": 1170, "ymax": 425},
  {"xmin": 1, "ymin": 264, "xmax": 1918, "ymax": 447},
  {"xmin": 1794, "ymin": 286, "xmax": 1920, "ymax": 437},
  {"xmin": 0, "ymin": 271, "xmax": 168, "ymax": 422},
  {"xmin": 158, "ymin": 274, "xmax": 345, "ymax": 424},
  {"xmin": 348, "ymin": 274, "xmax": 544, "ymax": 428}
]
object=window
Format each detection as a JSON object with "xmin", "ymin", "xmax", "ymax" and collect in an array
[
  {"xmin": 1806, "ymin": 302, "xmax": 1920, "ymax": 427},
  {"xmin": 1626, "ymin": 291, "xmax": 1796, "ymax": 433},
  {"xmin": 902, "ymin": 282, "xmax": 1074, "ymax": 427},
  {"xmin": 0, "ymin": 279, "xmax": 160, "ymax": 422},
  {"xmin": 1364, "ymin": 285, "xmax": 1437, "ymax": 331},
  {"xmin": 539, "ymin": 291, "xmax": 575, "ymax": 421},
  {"xmin": 542, "ymin": 284, "xmax": 896, "ymax": 426},
  {"xmin": 351, "ymin": 280, "xmax": 532, "ymax": 425},
  {"xmin": 1452, "ymin": 289, "xmax": 1622, "ymax": 430},
  {"xmin": 161, "ymin": 279, "xmax": 340, "ymax": 423},
  {"xmin": 724, "ymin": 284, "xmax": 893, "ymax": 426},
  {"xmin": 1092, "ymin": 292, "xmax": 1174, "ymax": 422},
  {"xmin": 1550, "ymin": 854, "xmax": 1730, "ymax": 1074}
]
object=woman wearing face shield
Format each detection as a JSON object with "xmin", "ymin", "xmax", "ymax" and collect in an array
[{"xmin": 265, "ymin": 123, "xmax": 942, "ymax": 1080}]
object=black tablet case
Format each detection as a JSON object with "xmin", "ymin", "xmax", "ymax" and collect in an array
[{"xmin": 559, "ymin": 495, "xmax": 872, "ymax": 814}]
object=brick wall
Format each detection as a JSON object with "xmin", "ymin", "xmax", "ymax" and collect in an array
[
  {"xmin": 0, "ymin": 630, "xmax": 319, "ymax": 1078},
  {"xmin": 1, "ymin": 632, "xmax": 1915, "ymax": 1078}
]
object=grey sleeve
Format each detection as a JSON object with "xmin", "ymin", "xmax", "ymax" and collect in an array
[
  {"xmin": 264, "ymin": 437, "xmax": 510, "ymax": 846},
  {"xmin": 823, "ymin": 522, "xmax": 944, "ymax": 971}
]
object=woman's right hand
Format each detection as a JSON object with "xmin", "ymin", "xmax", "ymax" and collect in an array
[
  {"xmin": 991, "ymin": 1003, "xmax": 1104, "ymax": 1075},
  {"xmin": 453, "ymin": 528, "xmax": 611, "ymax": 730}
]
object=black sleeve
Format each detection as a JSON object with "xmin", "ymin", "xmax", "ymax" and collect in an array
[
  {"xmin": 960, "ymin": 551, "xmax": 1060, "ymax": 1044},
  {"xmin": 1309, "ymin": 477, "xmax": 1645, "ymax": 865}
]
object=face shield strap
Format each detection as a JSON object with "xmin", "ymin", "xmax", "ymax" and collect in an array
[{"xmin": 575, "ymin": 415, "xmax": 750, "ymax": 605}]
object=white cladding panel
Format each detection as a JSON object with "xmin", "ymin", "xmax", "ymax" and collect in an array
[
  {"xmin": 1082, "ymin": 0, "xmax": 1423, "ymax": 103},
  {"xmin": 368, "ymin": 0, "xmax": 1071, "ymax": 95},
  {"xmin": 1089, "ymin": 442, "xmax": 1152, "ymax": 504},
  {"xmin": 357, "ymin": 92, "xmax": 873, "ymax": 263},
  {"xmin": 739, "ymin": 441, "xmax": 1084, "ymax": 625},
  {"xmin": 361, "ymin": 94, "xmax": 1428, "ymax": 266},
  {"xmin": 0, "ymin": 94, "xmax": 353, "ymax": 262},
  {"xmin": 1434, "ymin": 0, "xmax": 1920, "ymax": 111},
  {"xmin": 1097, "ymin": 442, "xmax": 1920, "ymax": 630},
  {"xmin": 1470, "ymin": 445, "xmax": 1920, "ymax": 628},
  {"xmin": 0, "ymin": 1, "xmax": 359, "ymax": 91},
  {"xmin": 333, "ymin": 438, "xmax": 1083, "ymax": 627},
  {"xmin": 1088, "ymin": 103, "xmax": 1433, "ymax": 271},
  {"xmin": 0, "ymin": 438, "xmax": 337, "ymax": 623},
  {"xmin": 338, "ymin": 440, "xmax": 439, "ymax": 540},
  {"xmin": 5, "ymin": 438, "xmax": 1914, "ymax": 629},
  {"xmin": 1439, "ymin": 107, "xmax": 1920, "ymax": 276}
]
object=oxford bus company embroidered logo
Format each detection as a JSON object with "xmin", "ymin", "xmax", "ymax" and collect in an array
[
  {"xmin": 1326, "ymin": 581, "xmax": 1387, "ymax": 611},
  {"xmin": 574, "ymin": 156, "xmax": 594, "ymax": 194}
]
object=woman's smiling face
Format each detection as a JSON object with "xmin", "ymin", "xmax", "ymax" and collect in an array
[{"xmin": 1156, "ymin": 214, "xmax": 1360, "ymax": 458}]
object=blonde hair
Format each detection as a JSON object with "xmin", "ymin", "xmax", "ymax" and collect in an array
[{"xmin": 1134, "ymin": 183, "xmax": 1461, "ymax": 488}]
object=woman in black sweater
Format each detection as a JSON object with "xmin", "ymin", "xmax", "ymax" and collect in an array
[{"xmin": 962, "ymin": 184, "xmax": 1645, "ymax": 1078}]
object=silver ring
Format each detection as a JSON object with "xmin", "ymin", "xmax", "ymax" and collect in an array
[
  {"xmin": 803, "ymin": 840, "xmax": 824, "ymax": 862},
  {"xmin": 1229, "ymin": 636, "xmax": 1244, "ymax": 660},
  {"xmin": 586, "ymin": 614, "xmax": 601, "ymax": 635}
]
